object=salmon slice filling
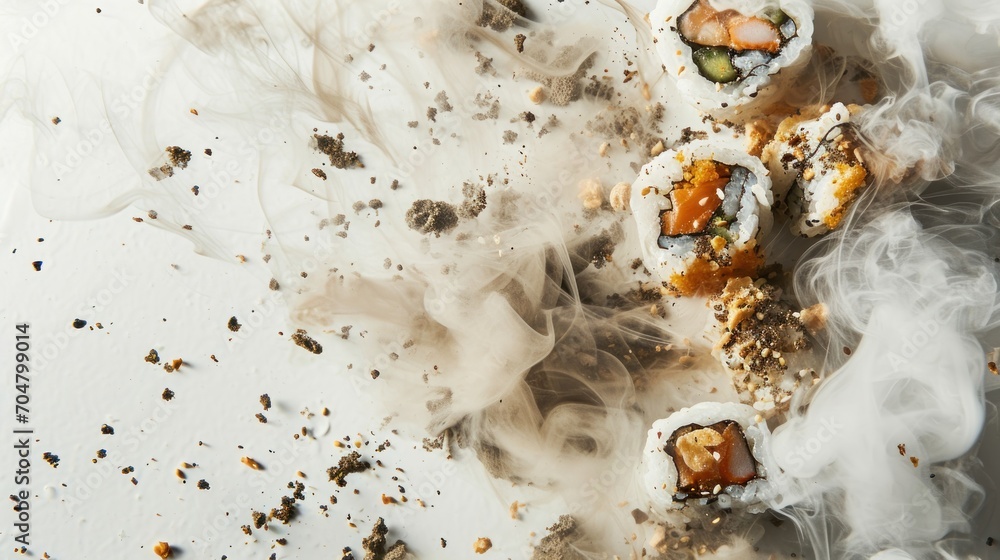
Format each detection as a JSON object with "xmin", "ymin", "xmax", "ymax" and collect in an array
[
  {"xmin": 660, "ymin": 160, "xmax": 731, "ymax": 237},
  {"xmin": 664, "ymin": 420, "xmax": 759, "ymax": 497}
]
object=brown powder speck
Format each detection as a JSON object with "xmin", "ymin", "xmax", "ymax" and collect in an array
[
  {"xmin": 362, "ymin": 517, "xmax": 408, "ymax": 560},
  {"xmin": 147, "ymin": 165, "xmax": 174, "ymax": 180},
  {"xmin": 515, "ymin": 33, "xmax": 526, "ymax": 52},
  {"xmin": 359, "ymin": 71, "xmax": 371, "ymax": 82},
  {"xmin": 256, "ymin": 413, "xmax": 268, "ymax": 423},
  {"xmin": 312, "ymin": 168, "xmax": 328, "ymax": 180},
  {"xmin": 196, "ymin": 479, "xmax": 210, "ymax": 490},
  {"xmin": 327, "ymin": 451, "xmax": 369, "ymax": 487},
  {"xmin": 532, "ymin": 515, "xmax": 585, "ymax": 560},
  {"xmin": 475, "ymin": 52, "xmax": 496, "ymax": 76},
  {"xmin": 898, "ymin": 443, "xmax": 906, "ymax": 456},
  {"xmin": 269, "ymin": 496, "xmax": 298, "ymax": 524},
  {"xmin": 101, "ymin": 424, "xmax": 114, "ymax": 435},
  {"xmin": 42, "ymin": 452, "xmax": 59, "ymax": 468},
  {"xmin": 269, "ymin": 278, "xmax": 280, "ymax": 291},
  {"xmin": 161, "ymin": 388, "xmax": 174, "ymax": 401},
  {"xmin": 315, "ymin": 133, "xmax": 363, "ymax": 169},
  {"xmin": 503, "ymin": 130, "xmax": 518, "ymax": 144},
  {"xmin": 163, "ymin": 358, "xmax": 183, "ymax": 373},
  {"xmin": 227, "ymin": 316, "xmax": 241, "ymax": 332},
  {"xmin": 166, "ymin": 146, "xmax": 191, "ymax": 169},
  {"xmin": 476, "ymin": 0, "xmax": 525, "ymax": 31},
  {"xmin": 291, "ymin": 329, "xmax": 323, "ymax": 354},
  {"xmin": 369, "ymin": 199, "xmax": 383, "ymax": 210},
  {"xmin": 405, "ymin": 200, "xmax": 459, "ymax": 236}
]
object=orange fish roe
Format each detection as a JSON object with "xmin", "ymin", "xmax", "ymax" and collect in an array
[{"xmin": 668, "ymin": 243, "xmax": 764, "ymax": 297}]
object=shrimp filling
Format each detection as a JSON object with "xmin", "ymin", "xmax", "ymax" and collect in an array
[{"xmin": 677, "ymin": 0, "xmax": 798, "ymax": 84}]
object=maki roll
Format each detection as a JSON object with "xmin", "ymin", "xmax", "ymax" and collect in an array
[
  {"xmin": 630, "ymin": 140, "xmax": 774, "ymax": 297},
  {"xmin": 650, "ymin": 0, "xmax": 814, "ymax": 116},
  {"xmin": 762, "ymin": 102, "xmax": 870, "ymax": 236},
  {"xmin": 706, "ymin": 277, "xmax": 815, "ymax": 417},
  {"xmin": 641, "ymin": 402, "xmax": 772, "ymax": 520}
]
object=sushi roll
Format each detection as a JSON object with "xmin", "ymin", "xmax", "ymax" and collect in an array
[
  {"xmin": 641, "ymin": 402, "xmax": 772, "ymax": 520},
  {"xmin": 761, "ymin": 102, "xmax": 870, "ymax": 236},
  {"xmin": 630, "ymin": 140, "xmax": 774, "ymax": 297},
  {"xmin": 650, "ymin": 0, "xmax": 814, "ymax": 116},
  {"xmin": 706, "ymin": 277, "xmax": 815, "ymax": 417}
]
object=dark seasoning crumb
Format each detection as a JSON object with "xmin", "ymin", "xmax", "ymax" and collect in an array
[
  {"xmin": 291, "ymin": 329, "xmax": 323, "ymax": 354},
  {"xmin": 327, "ymin": 451, "xmax": 369, "ymax": 487},
  {"xmin": 315, "ymin": 132, "xmax": 364, "ymax": 169}
]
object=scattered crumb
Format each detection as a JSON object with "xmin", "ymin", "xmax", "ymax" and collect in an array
[
  {"xmin": 291, "ymin": 329, "xmax": 323, "ymax": 354},
  {"xmin": 227, "ymin": 316, "xmax": 241, "ymax": 332},
  {"xmin": 473, "ymin": 537, "xmax": 493, "ymax": 554},
  {"xmin": 328, "ymin": 451, "xmax": 370, "ymax": 487},
  {"xmin": 166, "ymin": 146, "xmax": 191, "ymax": 169},
  {"xmin": 532, "ymin": 516, "xmax": 585, "ymax": 560},
  {"xmin": 161, "ymin": 388, "xmax": 174, "ymax": 401},
  {"xmin": 260, "ymin": 394, "xmax": 272, "ymax": 410},
  {"xmin": 315, "ymin": 133, "xmax": 363, "ymax": 169},
  {"xmin": 405, "ymin": 200, "xmax": 459, "ymax": 236},
  {"xmin": 241, "ymin": 457, "xmax": 263, "ymax": 470},
  {"xmin": 145, "ymin": 350, "xmax": 160, "ymax": 364},
  {"xmin": 153, "ymin": 541, "xmax": 172, "ymax": 559},
  {"xmin": 515, "ymin": 33, "xmax": 526, "ymax": 53}
]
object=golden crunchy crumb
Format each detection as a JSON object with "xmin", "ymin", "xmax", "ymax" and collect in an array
[
  {"xmin": 578, "ymin": 178, "xmax": 604, "ymax": 210},
  {"xmin": 473, "ymin": 537, "xmax": 493, "ymax": 554},
  {"xmin": 799, "ymin": 303, "xmax": 828, "ymax": 335},
  {"xmin": 528, "ymin": 86, "xmax": 545, "ymax": 104},
  {"xmin": 509, "ymin": 501, "xmax": 524, "ymax": 519},
  {"xmin": 609, "ymin": 182, "xmax": 631, "ymax": 212},
  {"xmin": 745, "ymin": 120, "xmax": 775, "ymax": 158},
  {"xmin": 241, "ymin": 457, "xmax": 263, "ymax": 470},
  {"xmin": 988, "ymin": 361, "xmax": 998, "ymax": 375},
  {"xmin": 650, "ymin": 140, "xmax": 665, "ymax": 157},
  {"xmin": 153, "ymin": 541, "xmax": 172, "ymax": 559},
  {"xmin": 175, "ymin": 469, "xmax": 186, "ymax": 479}
]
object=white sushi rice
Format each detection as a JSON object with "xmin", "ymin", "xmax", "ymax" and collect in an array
[
  {"xmin": 641, "ymin": 402, "xmax": 774, "ymax": 520},
  {"xmin": 649, "ymin": 0, "xmax": 815, "ymax": 117},
  {"xmin": 630, "ymin": 139, "xmax": 774, "ymax": 287},
  {"xmin": 762, "ymin": 102, "xmax": 869, "ymax": 236}
]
